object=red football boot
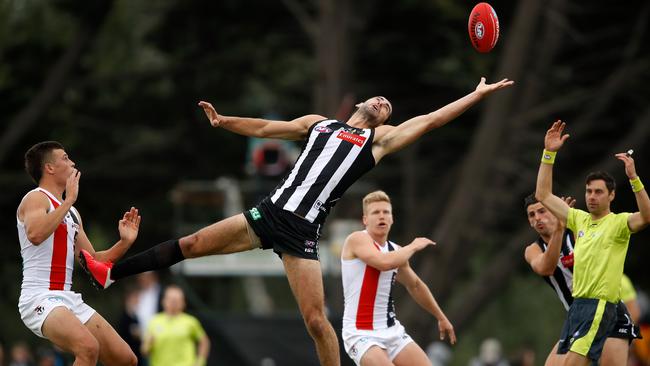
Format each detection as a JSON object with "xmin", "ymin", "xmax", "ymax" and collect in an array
[{"xmin": 79, "ymin": 249, "xmax": 114, "ymax": 289}]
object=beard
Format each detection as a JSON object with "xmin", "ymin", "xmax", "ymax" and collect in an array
[{"xmin": 358, "ymin": 106, "xmax": 383, "ymax": 127}]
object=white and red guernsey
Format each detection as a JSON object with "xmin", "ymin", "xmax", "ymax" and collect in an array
[
  {"xmin": 342, "ymin": 236, "xmax": 399, "ymax": 331},
  {"xmin": 17, "ymin": 188, "xmax": 79, "ymax": 293}
]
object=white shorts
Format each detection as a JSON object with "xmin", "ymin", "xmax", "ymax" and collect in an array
[
  {"xmin": 342, "ymin": 322, "xmax": 414, "ymax": 365},
  {"xmin": 18, "ymin": 290, "xmax": 96, "ymax": 338}
]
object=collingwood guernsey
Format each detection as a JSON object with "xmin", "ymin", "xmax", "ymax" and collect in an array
[
  {"xmin": 270, "ymin": 119, "xmax": 375, "ymax": 224},
  {"xmin": 535, "ymin": 230, "xmax": 575, "ymax": 310}
]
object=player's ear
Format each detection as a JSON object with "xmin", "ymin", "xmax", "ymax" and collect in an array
[
  {"xmin": 44, "ymin": 162, "xmax": 55, "ymax": 175},
  {"xmin": 355, "ymin": 102, "xmax": 362, "ymax": 108},
  {"xmin": 362, "ymin": 215, "xmax": 368, "ymax": 226}
]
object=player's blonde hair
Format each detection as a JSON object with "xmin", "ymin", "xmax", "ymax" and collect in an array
[{"xmin": 362, "ymin": 190, "xmax": 391, "ymax": 214}]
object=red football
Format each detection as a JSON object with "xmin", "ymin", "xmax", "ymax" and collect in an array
[{"xmin": 468, "ymin": 2, "xmax": 500, "ymax": 53}]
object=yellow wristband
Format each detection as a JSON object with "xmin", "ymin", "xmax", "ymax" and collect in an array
[
  {"xmin": 541, "ymin": 149, "xmax": 557, "ymax": 164},
  {"xmin": 630, "ymin": 176, "xmax": 644, "ymax": 193}
]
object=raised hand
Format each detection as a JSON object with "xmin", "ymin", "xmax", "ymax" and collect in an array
[
  {"xmin": 438, "ymin": 318, "xmax": 457, "ymax": 345},
  {"xmin": 118, "ymin": 207, "xmax": 141, "ymax": 244},
  {"xmin": 561, "ymin": 196, "xmax": 576, "ymax": 208},
  {"xmin": 408, "ymin": 237, "xmax": 436, "ymax": 251},
  {"xmin": 544, "ymin": 120, "xmax": 570, "ymax": 152},
  {"xmin": 198, "ymin": 101, "xmax": 222, "ymax": 127},
  {"xmin": 64, "ymin": 169, "xmax": 80, "ymax": 205},
  {"xmin": 475, "ymin": 77, "xmax": 515, "ymax": 96},
  {"xmin": 615, "ymin": 152, "xmax": 638, "ymax": 179}
]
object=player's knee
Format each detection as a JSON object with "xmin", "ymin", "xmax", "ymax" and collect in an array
[
  {"xmin": 180, "ymin": 233, "xmax": 201, "ymax": 258},
  {"xmin": 120, "ymin": 350, "xmax": 138, "ymax": 366},
  {"xmin": 74, "ymin": 336, "xmax": 99, "ymax": 363},
  {"xmin": 304, "ymin": 310, "xmax": 329, "ymax": 338}
]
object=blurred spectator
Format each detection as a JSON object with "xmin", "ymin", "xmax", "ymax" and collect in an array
[
  {"xmin": 468, "ymin": 338, "xmax": 510, "ymax": 366},
  {"xmin": 135, "ymin": 271, "xmax": 162, "ymax": 332},
  {"xmin": 118, "ymin": 285, "xmax": 145, "ymax": 366},
  {"xmin": 508, "ymin": 345, "xmax": 535, "ymax": 366},
  {"xmin": 426, "ymin": 340, "xmax": 452, "ymax": 366},
  {"xmin": 34, "ymin": 346, "xmax": 64, "ymax": 366},
  {"xmin": 142, "ymin": 285, "xmax": 210, "ymax": 366},
  {"xmin": 9, "ymin": 342, "xmax": 33, "ymax": 366}
]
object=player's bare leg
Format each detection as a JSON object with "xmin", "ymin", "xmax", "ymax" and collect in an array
[
  {"xmin": 179, "ymin": 214, "xmax": 254, "ymax": 257},
  {"xmin": 545, "ymin": 342, "xmax": 565, "ymax": 366},
  {"xmin": 392, "ymin": 343, "xmax": 430, "ymax": 366},
  {"xmin": 360, "ymin": 346, "xmax": 393, "ymax": 366},
  {"xmin": 283, "ymin": 254, "xmax": 340, "ymax": 366},
  {"xmin": 84, "ymin": 312, "xmax": 137, "ymax": 366},
  {"xmin": 42, "ymin": 307, "xmax": 100, "ymax": 366},
  {"xmin": 561, "ymin": 351, "xmax": 591, "ymax": 366},
  {"xmin": 600, "ymin": 338, "xmax": 628, "ymax": 366},
  {"xmin": 81, "ymin": 214, "xmax": 254, "ymax": 287}
]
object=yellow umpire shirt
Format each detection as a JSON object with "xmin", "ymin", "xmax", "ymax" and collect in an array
[
  {"xmin": 567, "ymin": 208, "xmax": 633, "ymax": 303},
  {"xmin": 146, "ymin": 312, "xmax": 206, "ymax": 366}
]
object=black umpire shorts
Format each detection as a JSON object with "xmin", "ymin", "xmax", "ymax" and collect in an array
[
  {"xmin": 558, "ymin": 298, "xmax": 616, "ymax": 362},
  {"xmin": 608, "ymin": 301, "xmax": 642, "ymax": 342},
  {"xmin": 243, "ymin": 198, "xmax": 321, "ymax": 260}
]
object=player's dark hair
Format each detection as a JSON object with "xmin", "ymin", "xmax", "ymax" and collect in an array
[
  {"xmin": 523, "ymin": 193, "xmax": 538, "ymax": 211},
  {"xmin": 585, "ymin": 171, "xmax": 616, "ymax": 193},
  {"xmin": 24, "ymin": 141, "xmax": 65, "ymax": 184}
]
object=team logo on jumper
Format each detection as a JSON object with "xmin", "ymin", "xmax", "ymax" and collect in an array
[
  {"xmin": 313, "ymin": 200, "xmax": 326, "ymax": 212},
  {"xmin": 249, "ymin": 208, "xmax": 262, "ymax": 220},
  {"xmin": 342, "ymin": 126, "xmax": 364, "ymax": 134},
  {"xmin": 560, "ymin": 252, "xmax": 574, "ymax": 268},
  {"xmin": 34, "ymin": 305, "xmax": 44, "ymax": 315},
  {"xmin": 315, "ymin": 126, "xmax": 332, "ymax": 134},
  {"xmin": 350, "ymin": 345, "xmax": 358, "ymax": 356},
  {"xmin": 578, "ymin": 230, "xmax": 584, "ymax": 238},
  {"xmin": 337, "ymin": 131, "xmax": 366, "ymax": 146}
]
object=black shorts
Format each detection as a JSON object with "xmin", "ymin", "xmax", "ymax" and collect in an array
[
  {"xmin": 558, "ymin": 298, "xmax": 617, "ymax": 362},
  {"xmin": 243, "ymin": 198, "xmax": 321, "ymax": 260},
  {"xmin": 608, "ymin": 301, "xmax": 642, "ymax": 342}
]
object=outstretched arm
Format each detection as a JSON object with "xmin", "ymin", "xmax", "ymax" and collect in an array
[
  {"xmin": 75, "ymin": 207, "xmax": 141, "ymax": 263},
  {"xmin": 372, "ymin": 77, "xmax": 513, "ymax": 160},
  {"xmin": 198, "ymin": 101, "xmax": 324, "ymax": 140},
  {"xmin": 616, "ymin": 153, "xmax": 650, "ymax": 232},
  {"xmin": 396, "ymin": 263, "xmax": 456, "ymax": 344},
  {"xmin": 342, "ymin": 231, "xmax": 434, "ymax": 271},
  {"xmin": 535, "ymin": 120, "xmax": 571, "ymax": 224}
]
